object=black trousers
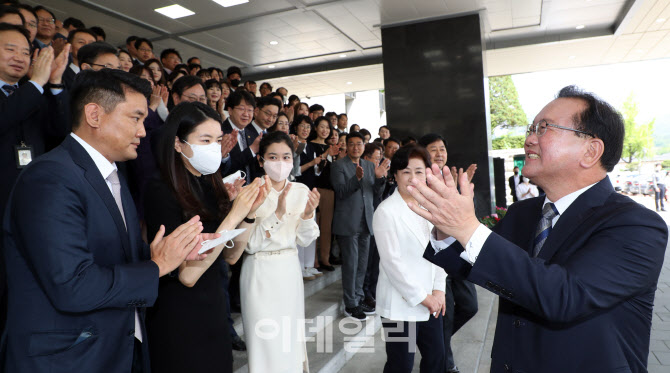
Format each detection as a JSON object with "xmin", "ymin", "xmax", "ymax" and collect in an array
[
  {"xmin": 132, "ymin": 339, "xmax": 143, "ymax": 373},
  {"xmin": 443, "ymin": 278, "xmax": 478, "ymax": 369},
  {"xmin": 363, "ymin": 236, "xmax": 380, "ymax": 300},
  {"xmin": 382, "ymin": 315, "xmax": 445, "ymax": 373}
]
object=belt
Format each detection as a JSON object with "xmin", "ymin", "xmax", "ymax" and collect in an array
[{"xmin": 247, "ymin": 248, "xmax": 297, "ymax": 257}]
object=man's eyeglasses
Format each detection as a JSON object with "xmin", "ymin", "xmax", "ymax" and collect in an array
[
  {"xmin": 234, "ymin": 107, "xmax": 254, "ymax": 114},
  {"xmin": 181, "ymin": 94, "xmax": 207, "ymax": 103},
  {"xmin": 38, "ymin": 17, "xmax": 55, "ymax": 25},
  {"xmin": 260, "ymin": 109, "xmax": 278, "ymax": 120},
  {"xmin": 526, "ymin": 120, "xmax": 594, "ymax": 138},
  {"xmin": 138, "ymin": 48, "xmax": 153, "ymax": 53},
  {"xmin": 90, "ymin": 63, "xmax": 120, "ymax": 70},
  {"xmin": 26, "ymin": 21, "xmax": 37, "ymax": 29}
]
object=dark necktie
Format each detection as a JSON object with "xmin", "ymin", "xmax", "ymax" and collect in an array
[
  {"xmin": 3, "ymin": 84, "xmax": 17, "ymax": 96},
  {"xmin": 532, "ymin": 202, "xmax": 559, "ymax": 257}
]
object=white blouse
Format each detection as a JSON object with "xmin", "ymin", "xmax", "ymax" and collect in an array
[{"xmin": 246, "ymin": 181, "xmax": 319, "ymax": 254}]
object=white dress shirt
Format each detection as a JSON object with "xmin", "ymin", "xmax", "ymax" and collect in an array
[
  {"xmin": 70, "ymin": 133, "xmax": 143, "ymax": 342},
  {"xmin": 431, "ymin": 182, "xmax": 599, "ymax": 265}
]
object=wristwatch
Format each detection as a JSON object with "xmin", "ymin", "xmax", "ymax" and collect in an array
[{"xmin": 243, "ymin": 216, "xmax": 256, "ymax": 224}]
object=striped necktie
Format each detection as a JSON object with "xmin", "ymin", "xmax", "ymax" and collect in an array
[
  {"xmin": 532, "ymin": 202, "xmax": 559, "ymax": 257},
  {"xmin": 3, "ymin": 84, "xmax": 17, "ymax": 96}
]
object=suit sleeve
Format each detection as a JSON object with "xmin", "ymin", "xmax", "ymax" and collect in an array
[
  {"xmin": 43, "ymin": 87, "xmax": 71, "ymax": 139},
  {"xmin": 12, "ymin": 161, "xmax": 159, "ymax": 313},
  {"xmin": 229, "ymin": 147, "xmax": 255, "ymax": 175},
  {"xmin": 466, "ymin": 208, "xmax": 667, "ymax": 323},
  {"xmin": 0, "ymin": 83, "xmax": 44, "ymax": 137},
  {"xmin": 331, "ymin": 160, "xmax": 361, "ymax": 200}
]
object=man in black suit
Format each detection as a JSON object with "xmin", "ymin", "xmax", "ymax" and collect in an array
[
  {"xmin": 0, "ymin": 25, "xmax": 70, "ymax": 339},
  {"xmin": 508, "ymin": 166, "xmax": 520, "ymax": 203},
  {"xmin": 62, "ymin": 28, "xmax": 96, "ymax": 89},
  {"xmin": 221, "ymin": 89, "xmax": 262, "ymax": 182},
  {"xmin": 412, "ymin": 86, "xmax": 667, "ymax": 372}
]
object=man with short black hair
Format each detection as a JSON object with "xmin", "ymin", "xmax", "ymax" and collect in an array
[
  {"xmin": 382, "ymin": 137, "xmax": 400, "ymax": 160},
  {"xmin": 90, "ymin": 26, "xmax": 106, "ymax": 41},
  {"xmin": 309, "ymin": 104, "xmax": 324, "ymax": 121},
  {"xmin": 331, "ymin": 132, "xmax": 389, "ymax": 320},
  {"xmin": 226, "ymin": 66, "xmax": 242, "ymax": 89},
  {"xmin": 170, "ymin": 75, "xmax": 206, "ymax": 106},
  {"xmin": 418, "ymin": 86, "xmax": 667, "ymax": 373},
  {"xmin": 509, "ymin": 166, "xmax": 521, "ymax": 203},
  {"xmin": 336, "ymin": 113, "xmax": 348, "ymax": 133},
  {"xmin": 126, "ymin": 35, "xmax": 139, "ymax": 61},
  {"xmin": 243, "ymin": 80, "xmax": 256, "ymax": 96},
  {"xmin": 277, "ymin": 87, "xmax": 288, "ymax": 102},
  {"xmin": 3, "ymin": 69, "xmax": 218, "ymax": 372},
  {"xmin": 160, "ymin": 48, "xmax": 181, "ymax": 74},
  {"xmin": 33, "ymin": 5, "xmax": 56, "ymax": 50},
  {"xmin": 187, "ymin": 56, "xmax": 200, "ymax": 66},
  {"xmin": 134, "ymin": 38, "xmax": 153, "ymax": 65},
  {"xmin": 378, "ymin": 125, "xmax": 390, "ymax": 141},
  {"xmin": 77, "ymin": 42, "xmax": 120, "ymax": 71},
  {"xmin": 63, "ymin": 28, "xmax": 97, "ymax": 88},
  {"xmin": 16, "ymin": 4, "xmax": 38, "ymax": 42},
  {"xmin": 259, "ymin": 82, "xmax": 272, "ymax": 97},
  {"xmin": 0, "ymin": 24, "xmax": 71, "ymax": 340},
  {"xmin": 0, "ymin": 5, "xmax": 23, "ymax": 26}
]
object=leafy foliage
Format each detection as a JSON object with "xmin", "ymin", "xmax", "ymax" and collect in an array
[
  {"xmin": 492, "ymin": 135, "xmax": 526, "ymax": 150},
  {"xmin": 489, "ymin": 75, "xmax": 528, "ymax": 134},
  {"xmin": 621, "ymin": 92, "xmax": 655, "ymax": 163}
]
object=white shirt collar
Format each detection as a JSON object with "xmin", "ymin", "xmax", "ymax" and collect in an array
[
  {"xmin": 251, "ymin": 121, "xmax": 264, "ymax": 135},
  {"xmin": 70, "ymin": 133, "xmax": 117, "ymax": 180},
  {"xmin": 544, "ymin": 182, "xmax": 598, "ymax": 217},
  {"xmin": 69, "ymin": 63, "xmax": 80, "ymax": 74}
]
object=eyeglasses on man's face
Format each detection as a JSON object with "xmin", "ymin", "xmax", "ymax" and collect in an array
[
  {"xmin": 234, "ymin": 107, "xmax": 254, "ymax": 114},
  {"xmin": 38, "ymin": 17, "xmax": 55, "ymax": 25},
  {"xmin": 90, "ymin": 63, "xmax": 120, "ymax": 70},
  {"xmin": 260, "ymin": 108, "xmax": 278, "ymax": 120},
  {"xmin": 181, "ymin": 94, "xmax": 207, "ymax": 103},
  {"xmin": 526, "ymin": 120, "xmax": 594, "ymax": 138}
]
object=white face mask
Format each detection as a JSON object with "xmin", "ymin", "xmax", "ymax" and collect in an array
[
  {"xmin": 523, "ymin": 177, "xmax": 530, "ymax": 183},
  {"xmin": 181, "ymin": 141, "xmax": 221, "ymax": 175},
  {"xmin": 263, "ymin": 159, "xmax": 293, "ymax": 182}
]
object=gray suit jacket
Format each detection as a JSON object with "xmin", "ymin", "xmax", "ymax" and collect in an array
[{"xmin": 330, "ymin": 156, "xmax": 385, "ymax": 236}]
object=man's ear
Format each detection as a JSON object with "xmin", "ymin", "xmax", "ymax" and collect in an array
[
  {"xmin": 581, "ymin": 137, "xmax": 605, "ymax": 169},
  {"xmin": 83, "ymin": 103, "xmax": 102, "ymax": 129}
]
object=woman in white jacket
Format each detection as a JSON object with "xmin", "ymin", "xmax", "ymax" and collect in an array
[{"xmin": 373, "ymin": 145, "xmax": 447, "ymax": 373}]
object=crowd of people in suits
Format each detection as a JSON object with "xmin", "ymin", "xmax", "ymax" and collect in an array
[{"xmin": 0, "ymin": 2, "xmax": 668, "ymax": 373}]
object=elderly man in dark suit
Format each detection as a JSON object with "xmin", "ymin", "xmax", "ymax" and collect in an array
[
  {"xmin": 2, "ymin": 69, "xmax": 217, "ymax": 373},
  {"xmin": 0, "ymin": 24, "xmax": 70, "ymax": 341},
  {"xmin": 411, "ymin": 86, "xmax": 667, "ymax": 373},
  {"xmin": 331, "ymin": 132, "xmax": 389, "ymax": 320}
]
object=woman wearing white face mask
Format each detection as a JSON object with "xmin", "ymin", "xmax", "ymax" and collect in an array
[
  {"xmin": 240, "ymin": 131, "xmax": 321, "ymax": 373},
  {"xmin": 516, "ymin": 176, "xmax": 539, "ymax": 201},
  {"xmin": 144, "ymin": 102, "xmax": 268, "ymax": 373}
]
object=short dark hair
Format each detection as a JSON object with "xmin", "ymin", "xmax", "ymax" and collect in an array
[
  {"xmin": 256, "ymin": 95, "xmax": 282, "ymax": 111},
  {"xmin": 171, "ymin": 75, "xmax": 205, "ymax": 97},
  {"xmin": 226, "ymin": 66, "xmax": 242, "ymax": 78},
  {"xmin": 89, "ymin": 26, "xmax": 106, "ymax": 40},
  {"xmin": 379, "ymin": 125, "xmax": 389, "ymax": 132},
  {"xmin": 350, "ymin": 124, "xmax": 360, "ymax": 132},
  {"xmin": 309, "ymin": 104, "xmax": 324, "ymax": 113},
  {"xmin": 15, "ymin": 4, "xmax": 38, "ymax": 23},
  {"xmin": 363, "ymin": 143, "xmax": 382, "ymax": 159},
  {"xmin": 188, "ymin": 63, "xmax": 202, "ymax": 72},
  {"xmin": 383, "ymin": 137, "xmax": 401, "ymax": 147},
  {"xmin": 260, "ymin": 82, "xmax": 272, "ymax": 91},
  {"xmin": 33, "ymin": 6, "xmax": 55, "ymax": 20},
  {"xmin": 167, "ymin": 69, "xmax": 186, "ymax": 84},
  {"xmin": 390, "ymin": 145, "xmax": 432, "ymax": 176},
  {"xmin": 325, "ymin": 112, "xmax": 337, "ymax": 119},
  {"xmin": 288, "ymin": 94, "xmax": 299, "ymax": 105},
  {"xmin": 0, "ymin": 5, "xmax": 24, "ymax": 24},
  {"xmin": 63, "ymin": 17, "xmax": 85, "ymax": 29},
  {"xmin": 346, "ymin": 132, "xmax": 365, "ymax": 144},
  {"xmin": 338, "ymin": 113, "xmax": 347, "ymax": 119},
  {"xmin": 134, "ymin": 38, "xmax": 152, "ymax": 50},
  {"xmin": 0, "ymin": 23, "xmax": 30, "ymax": 47},
  {"xmin": 401, "ymin": 136, "xmax": 417, "ymax": 145},
  {"xmin": 76, "ymin": 41, "xmax": 118, "ymax": 67},
  {"xmin": 359, "ymin": 128, "xmax": 371, "ymax": 138},
  {"xmin": 126, "ymin": 35, "xmax": 138, "ymax": 46},
  {"xmin": 160, "ymin": 48, "xmax": 181, "ymax": 61},
  {"xmin": 259, "ymin": 131, "xmax": 295, "ymax": 159},
  {"xmin": 225, "ymin": 89, "xmax": 256, "ymax": 110},
  {"xmin": 556, "ymin": 85, "xmax": 624, "ymax": 172},
  {"xmin": 204, "ymin": 78, "xmax": 221, "ymax": 92},
  {"xmin": 196, "ymin": 69, "xmax": 211, "ymax": 78},
  {"xmin": 70, "ymin": 69, "xmax": 151, "ymax": 130},
  {"xmin": 67, "ymin": 28, "xmax": 96, "ymax": 45},
  {"xmin": 244, "ymin": 80, "xmax": 256, "ymax": 86},
  {"xmin": 418, "ymin": 133, "xmax": 447, "ymax": 149},
  {"xmin": 269, "ymin": 92, "xmax": 283, "ymax": 102},
  {"xmin": 186, "ymin": 56, "xmax": 200, "ymax": 64}
]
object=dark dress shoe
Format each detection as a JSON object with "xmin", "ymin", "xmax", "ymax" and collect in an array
[
  {"xmin": 330, "ymin": 256, "xmax": 342, "ymax": 265},
  {"xmin": 446, "ymin": 366, "xmax": 460, "ymax": 373},
  {"xmin": 363, "ymin": 296, "xmax": 376, "ymax": 308},
  {"xmin": 231, "ymin": 335, "xmax": 247, "ymax": 351},
  {"xmin": 320, "ymin": 264, "xmax": 335, "ymax": 271}
]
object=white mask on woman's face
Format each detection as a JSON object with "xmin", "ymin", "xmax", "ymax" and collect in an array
[
  {"xmin": 181, "ymin": 142, "xmax": 221, "ymax": 175},
  {"xmin": 262, "ymin": 159, "xmax": 293, "ymax": 182}
]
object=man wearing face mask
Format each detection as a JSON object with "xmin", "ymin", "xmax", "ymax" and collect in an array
[
  {"xmin": 509, "ymin": 166, "xmax": 521, "ymax": 203},
  {"xmin": 226, "ymin": 66, "xmax": 242, "ymax": 91}
]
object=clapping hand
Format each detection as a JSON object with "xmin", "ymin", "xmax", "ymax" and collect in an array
[
  {"xmin": 406, "ymin": 164, "xmax": 480, "ymax": 246},
  {"xmin": 275, "ymin": 182, "xmax": 292, "ymax": 220},
  {"xmin": 328, "ymin": 144, "xmax": 339, "ymax": 157},
  {"xmin": 375, "ymin": 158, "xmax": 391, "ymax": 179},
  {"xmin": 50, "ymin": 44, "xmax": 70, "ymax": 85},
  {"xmin": 356, "ymin": 162, "xmax": 364, "ymax": 180},
  {"xmin": 301, "ymin": 188, "xmax": 321, "ymax": 219},
  {"xmin": 248, "ymin": 176, "xmax": 272, "ymax": 217},
  {"xmin": 221, "ymin": 130, "xmax": 238, "ymax": 159},
  {"xmin": 228, "ymin": 178, "xmax": 263, "ymax": 223},
  {"xmin": 450, "ymin": 163, "xmax": 477, "ymax": 184},
  {"xmin": 224, "ymin": 177, "xmax": 245, "ymax": 200},
  {"xmin": 31, "ymin": 46, "xmax": 55, "ymax": 87}
]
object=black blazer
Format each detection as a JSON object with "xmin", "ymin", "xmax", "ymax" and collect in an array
[
  {"xmin": 424, "ymin": 177, "xmax": 668, "ymax": 372},
  {"xmin": 2, "ymin": 136, "xmax": 158, "ymax": 372},
  {"xmin": 62, "ymin": 65, "xmax": 77, "ymax": 90},
  {"xmin": 508, "ymin": 174, "xmax": 518, "ymax": 202},
  {"xmin": 221, "ymin": 119, "xmax": 259, "ymax": 178}
]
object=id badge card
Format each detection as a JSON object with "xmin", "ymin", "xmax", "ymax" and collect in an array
[{"xmin": 15, "ymin": 144, "xmax": 34, "ymax": 169}]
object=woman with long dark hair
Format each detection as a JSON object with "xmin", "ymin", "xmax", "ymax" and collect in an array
[{"xmin": 144, "ymin": 102, "xmax": 268, "ymax": 373}]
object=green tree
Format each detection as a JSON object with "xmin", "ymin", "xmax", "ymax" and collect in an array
[
  {"xmin": 489, "ymin": 75, "xmax": 528, "ymax": 134},
  {"xmin": 621, "ymin": 92, "xmax": 655, "ymax": 163},
  {"xmin": 492, "ymin": 135, "xmax": 526, "ymax": 150}
]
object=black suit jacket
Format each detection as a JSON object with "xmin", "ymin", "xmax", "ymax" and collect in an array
[
  {"xmin": 221, "ymin": 119, "xmax": 259, "ymax": 179},
  {"xmin": 62, "ymin": 65, "xmax": 77, "ymax": 90},
  {"xmin": 508, "ymin": 174, "xmax": 518, "ymax": 202},
  {"xmin": 424, "ymin": 177, "xmax": 668, "ymax": 372},
  {"xmin": 2, "ymin": 136, "xmax": 158, "ymax": 372}
]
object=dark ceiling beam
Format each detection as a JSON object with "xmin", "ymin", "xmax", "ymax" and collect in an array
[{"xmin": 243, "ymin": 54, "xmax": 382, "ymax": 82}]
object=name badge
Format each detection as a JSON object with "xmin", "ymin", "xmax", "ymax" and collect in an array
[{"xmin": 15, "ymin": 143, "xmax": 33, "ymax": 169}]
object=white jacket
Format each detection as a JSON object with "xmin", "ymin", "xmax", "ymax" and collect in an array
[{"xmin": 373, "ymin": 191, "xmax": 447, "ymax": 321}]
